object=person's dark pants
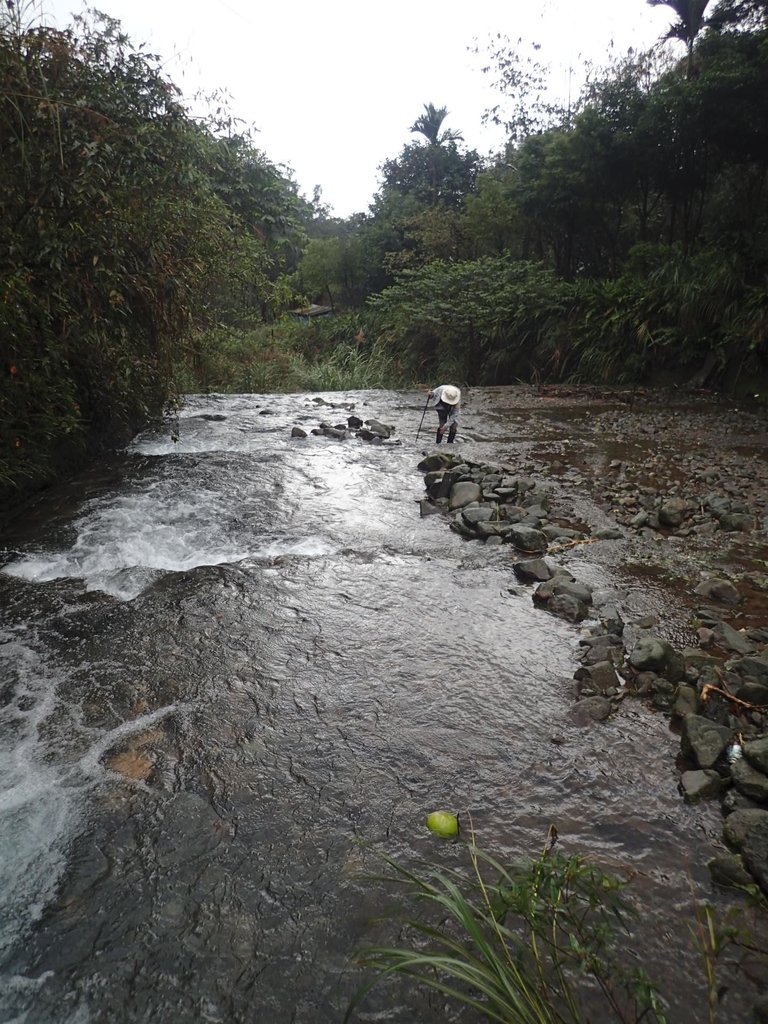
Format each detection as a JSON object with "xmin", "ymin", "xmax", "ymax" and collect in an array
[{"xmin": 436, "ymin": 403, "xmax": 457, "ymax": 444}]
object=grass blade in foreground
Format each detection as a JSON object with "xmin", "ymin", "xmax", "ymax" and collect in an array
[{"xmin": 346, "ymin": 825, "xmax": 668, "ymax": 1024}]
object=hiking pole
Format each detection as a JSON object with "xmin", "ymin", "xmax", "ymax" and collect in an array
[{"xmin": 415, "ymin": 392, "xmax": 431, "ymax": 441}]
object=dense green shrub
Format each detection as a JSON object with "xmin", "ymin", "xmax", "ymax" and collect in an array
[{"xmin": 0, "ymin": 5, "xmax": 304, "ymax": 510}]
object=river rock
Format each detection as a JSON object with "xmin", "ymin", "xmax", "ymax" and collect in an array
[
  {"xmin": 574, "ymin": 660, "xmax": 620, "ymax": 693},
  {"xmin": 365, "ymin": 419, "xmax": 394, "ymax": 437},
  {"xmin": 542, "ymin": 525, "xmax": 581, "ymax": 540},
  {"xmin": 418, "ymin": 453, "xmax": 453, "ymax": 472},
  {"xmin": 476, "ymin": 521, "xmax": 514, "ymax": 539},
  {"xmin": 658, "ymin": 497, "xmax": 690, "ymax": 527},
  {"xmin": 730, "ymin": 652, "xmax": 768, "ymax": 689},
  {"xmin": 578, "ymin": 638, "xmax": 623, "ymax": 667},
  {"xmin": 507, "ymin": 525, "xmax": 548, "ymax": 552},
  {"xmin": 580, "ymin": 632, "xmax": 624, "ymax": 650},
  {"xmin": 705, "ymin": 494, "xmax": 733, "ymax": 518},
  {"xmin": 672, "ymin": 685, "xmax": 700, "ymax": 718},
  {"xmin": 723, "ymin": 808, "xmax": 768, "ymax": 851},
  {"xmin": 737, "ymin": 680, "xmax": 768, "ymax": 705},
  {"xmin": 731, "ymin": 757, "xmax": 768, "ymax": 803},
  {"xmin": 719, "ymin": 512, "xmax": 754, "ymax": 532},
  {"xmin": 291, "ymin": 426, "xmax": 307, "ymax": 438},
  {"xmin": 693, "ymin": 578, "xmax": 742, "ymax": 605},
  {"xmin": 419, "ymin": 500, "xmax": 440, "ymax": 517},
  {"xmin": 449, "ymin": 481, "xmax": 482, "ymax": 509},
  {"xmin": 744, "ymin": 736, "xmax": 768, "ymax": 775},
  {"xmin": 570, "ymin": 696, "xmax": 613, "ymax": 724},
  {"xmin": 598, "ymin": 604, "xmax": 624, "ymax": 636},
  {"xmin": 712, "ymin": 620, "xmax": 756, "ymax": 655},
  {"xmin": 679, "ymin": 769, "xmax": 723, "ymax": 802},
  {"xmin": 425, "ymin": 474, "xmax": 450, "ymax": 500},
  {"xmin": 461, "ymin": 505, "xmax": 496, "ymax": 525},
  {"xmin": 680, "ymin": 714, "xmax": 733, "ymax": 769},
  {"xmin": 552, "ymin": 579, "xmax": 593, "ymax": 604},
  {"xmin": 707, "ymin": 853, "xmax": 755, "ymax": 889},
  {"xmin": 628, "ymin": 636, "xmax": 684, "ymax": 681},
  {"xmin": 723, "ymin": 788, "xmax": 764, "ymax": 814},
  {"xmin": 450, "ymin": 518, "xmax": 477, "ymax": 538},
  {"xmin": 742, "ymin": 817, "xmax": 768, "ymax": 893},
  {"xmin": 548, "ymin": 593, "xmax": 589, "ymax": 623},
  {"xmin": 513, "ymin": 558, "xmax": 553, "ymax": 582}
]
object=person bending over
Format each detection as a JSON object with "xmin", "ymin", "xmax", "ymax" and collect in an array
[{"xmin": 429, "ymin": 384, "xmax": 461, "ymax": 444}]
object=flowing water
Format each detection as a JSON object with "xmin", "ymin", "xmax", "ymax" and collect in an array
[{"xmin": 0, "ymin": 389, "xmax": 753, "ymax": 1023}]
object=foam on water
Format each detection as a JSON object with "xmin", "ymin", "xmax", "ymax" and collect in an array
[
  {"xmin": 1, "ymin": 488, "xmax": 336, "ymax": 600},
  {"xmin": 0, "ymin": 623, "xmax": 180, "ymax": 990},
  {"xmin": 0, "ymin": 631, "xmax": 79, "ymax": 973}
]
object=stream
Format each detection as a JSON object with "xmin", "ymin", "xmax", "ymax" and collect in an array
[{"xmin": 0, "ymin": 388, "xmax": 754, "ymax": 1023}]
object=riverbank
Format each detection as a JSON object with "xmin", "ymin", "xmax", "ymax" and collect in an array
[{"xmin": 412, "ymin": 383, "xmax": 768, "ymax": 1018}]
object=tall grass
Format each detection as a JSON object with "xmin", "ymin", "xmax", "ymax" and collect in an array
[
  {"xmin": 178, "ymin": 319, "xmax": 414, "ymax": 394},
  {"xmin": 346, "ymin": 826, "xmax": 668, "ymax": 1024}
]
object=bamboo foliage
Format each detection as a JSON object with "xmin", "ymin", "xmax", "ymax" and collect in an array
[{"xmin": 0, "ymin": 4, "xmax": 306, "ymax": 504}]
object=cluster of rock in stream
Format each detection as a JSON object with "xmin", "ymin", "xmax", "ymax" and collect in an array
[
  {"xmin": 419, "ymin": 450, "xmax": 768, "ymax": 901},
  {"xmin": 291, "ymin": 414, "xmax": 398, "ymax": 444}
]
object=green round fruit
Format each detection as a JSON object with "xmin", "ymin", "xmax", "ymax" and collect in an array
[{"xmin": 426, "ymin": 810, "xmax": 459, "ymax": 838}]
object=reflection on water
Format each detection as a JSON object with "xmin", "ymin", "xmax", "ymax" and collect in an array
[{"xmin": 0, "ymin": 389, "xmax": 753, "ymax": 1023}]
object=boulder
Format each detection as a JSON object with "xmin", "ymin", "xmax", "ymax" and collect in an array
[
  {"xmin": 417, "ymin": 453, "xmax": 454, "ymax": 472},
  {"xmin": 744, "ymin": 736, "xmax": 768, "ymax": 775},
  {"xmin": 731, "ymin": 757, "xmax": 768, "ymax": 803},
  {"xmin": 570, "ymin": 696, "xmax": 613, "ymax": 724},
  {"xmin": 628, "ymin": 636, "xmax": 684, "ymax": 681},
  {"xmin": 599, "ymin": 604, "xmax": 625, "ymax": 636},
  {"xmin": 729, "ymin": 652, "xmax": 768, "ymax": 689},
  {"xmin": 722, "ymin": 788, "xmax": 764, "ymax": 814},
  {"xmin": 513, "ymin": 558, "xmax": 553, "ymax": 582},
  {"xmin": 707, "ymin": 853, "xmax": 755, "ymax": 889},
  {"xmin": 658, "ymin": 497, "xmax": 690, "ymax": 527},
  {"xmin": 592, "ymin": 527, "xmax": 624, "ymax": 540},
  {"xmin": 693, "ymin": 578, "xmax": 741, "ymax": 605},
  {"xmin": 723, "ymin": 808, "xmax": 768, "ymax": 851},
  {"xmin": 449, "ymin": 481, "xmax": 482, "ymax": 510},
  {"xmin": 712, "ymin": 620, "xmax": 756, "ymax": 655},
  {"xmin": 742, "ymin": 817, "xmax": 768, "ymax": 894},
  {"xmin": 552, "ymin": 579, "xmax": 593, "ymax": 605},
  {"xmin": 679, "ymin": 769, "xmax": 723, "ymax": 802},
  {"xmin": 548, "ymin": 593, "xmax": 590, "ymax": 623},
  {"xmin": 719, "ymin": 512, "xmax": 753, "ymax": 532},
  {"xmin": 680, "ymin": 715, "xmax": 733, "ymax": 769},
  {"xmin": 365, "ymin": 419, "xmax": 394, "ymax": 437},
  {"xmin": 476, "ymin": 522, "xmax": 514, "ymax": 539},
  {"xmin": 574, "ymin": 660, "xmax": 620, "ymax": 693},
  {"xmin": 507, "ymin": 525, "xmax": 548, "ymax": 552},
  {"xmin": 461, "ymin": 505, "xmax": 496, "ymax": 525},
  {"xmin": 672, "ymin": 685, "xmax": 699, "ymax": 718}
]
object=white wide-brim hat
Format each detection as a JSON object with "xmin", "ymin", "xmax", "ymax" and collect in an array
[{"xmin": 441, "ymin": 385, "xmax": 461, "ymax": 405}]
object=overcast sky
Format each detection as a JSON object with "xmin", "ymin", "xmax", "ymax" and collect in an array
[{"xmin": 39, "ymin": 0, "xmax": 675, "ymax": 217}]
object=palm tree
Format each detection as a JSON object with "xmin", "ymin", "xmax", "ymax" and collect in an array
[
  {"xmin": 410, "ymin": 103, "xmax": 463, "ymax": 146},
  {"xmin": 647, "ymin": 0, "xmax": 713, "ymax": 76}
]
